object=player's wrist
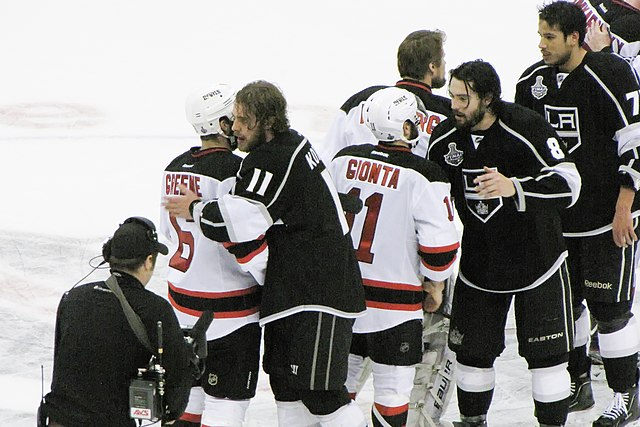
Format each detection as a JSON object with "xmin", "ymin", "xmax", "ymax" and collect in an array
[{"xmin": 188, "ymin": 199, "xmax": 202, "ymax": 217}]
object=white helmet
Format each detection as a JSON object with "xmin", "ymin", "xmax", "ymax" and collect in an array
[
  {"xmin": 185, "ymin": 83, "xmax": 235, "ymax": 137},
  {"xmin": 363, "ymin": 87, "xmax": 420, "ymax": 146}
]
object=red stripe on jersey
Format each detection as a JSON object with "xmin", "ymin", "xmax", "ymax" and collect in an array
[
  {"xmin": 376, "ymin": 143, "xmax": 411, "ymax": 153},
  {"xmin": 222, "ymin": 234, "xmax": 266, "ymax": 249},
  {"xmin": 363, "ymin": 278, "xmax": 421, "ymax": 292},
  {"xmin": 168, "ymin": 281, "xmax": 259, "ymax": 298},
  {"xmin": 236, "ymin": 240, "xmax": 268, "ymax": 264},
  {"xmin": 421, "ymin": 254, "xmax": 457, "ymax": 271},
  {"xmin": 374, "ymin": 402, "xmax": 409, "ymax": 416},
  {"xmin": 419, "ymin": 242, "xmax": 460, "ymax": 253},
  {"xmin": 168, "ymin": 294, "xmax": 260, "ymax": 318},
  {"xmin": 396, "ymin": 80, "xmax": 433, "ymax": 93},
  {"xmin": 191, "ymin": 147, "xmax": 231, "ymax": 157},
  {"xmin": 179, "ymin": 412, "xmax": 202, "ymax": 423},
  {"xmin": 366, "ymin": 300, "xmax": 422, "ymax": 311}
]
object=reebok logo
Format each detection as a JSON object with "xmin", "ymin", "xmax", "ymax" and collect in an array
[{"xmin": 584, "ymin": 280, "xmax": 613, "ymax": 290}]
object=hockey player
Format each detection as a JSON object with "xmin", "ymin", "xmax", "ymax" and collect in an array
[
  {"xmin": 164, "ymin": 80, "xmax": 368, "ymax": 426},
  {"xmin": 428, "ymin": 60, "xmax": 581, "ymax": 427},
  {"xmin": 322, "ymin": 29, "xmax": 458, "ymax": 427},
  {"xmin": 515, "ymin": 2, "xmax": 640, "ymax": 425},
  {"xmin": 320, "ymin": 29, "xmax": 451, "ymax": 163},
  {"xmin": 573, "ymin": 0, "xmax": 640, "ymax": 369},
  {"xmin": 573, "ymin": 0, "xmax": 640, "ymax": 73},
  {"xmin": 329, "ymin": 86, "xmax": 460, "ymax": 427},
  {"xmin": 160, "ymin": 84, "xmax": 265, "ymax": 427}
]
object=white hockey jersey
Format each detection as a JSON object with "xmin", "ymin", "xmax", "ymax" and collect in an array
[
  {"xmin": 320, "ymin": 80, "xmax": 451, "ymax": 164},
  {"xmin": 329, "ymin": 143, "xmax": 460, "ymax": 333},
  {"xmin": 160, "ymin": 146, "xmax": 264, "ymax": 340}
]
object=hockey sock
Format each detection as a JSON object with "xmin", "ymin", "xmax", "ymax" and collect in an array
[{"xmin": 567, "ymin": 345, "xmax": 590, "ymax": 379}]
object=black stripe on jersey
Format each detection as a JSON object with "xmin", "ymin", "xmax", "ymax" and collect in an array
[
  {"xmin": 339, "ymin": 85, "xmax": 387, "ymax": 114},
  {"xmin": 164, "ymin": 146, "xmax": 241, "ymax": 181},
  {"xmin": 223, "ymin": 237, "xmax": 266, "ymax": 260},
  {"xmin": 335, "ymin": 143, "xmax": 450, "ymax": 184},
  {"xmin": 200, "ymin": 200, "xmax": 230, "ymax": 242},
  {"xmin": 168, "ymin": 284, "xmax": 262, "ymax": 314},
  {"xmin": 420, "ymin": 251, "xmax": 458, "ymax": 270},
  {"xmin": 363, "ymin": 285, "xmax": 423, "ymax": 307}
]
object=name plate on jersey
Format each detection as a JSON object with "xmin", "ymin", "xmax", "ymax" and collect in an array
[{"xmin": 462, "ymin": 168, "xmax": 503, "ymax": 223}]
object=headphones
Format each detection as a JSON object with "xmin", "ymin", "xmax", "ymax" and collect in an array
[{"xmin": 101, "ymin": 217, "xmax": 160, "ymax": 263}]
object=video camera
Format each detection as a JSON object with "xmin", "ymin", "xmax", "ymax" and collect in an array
[{"xmin": 128, "ymin": 311, "xmax": 213, "ymax": 423}]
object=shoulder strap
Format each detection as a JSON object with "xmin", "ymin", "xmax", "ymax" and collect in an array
[{"xmin": 105, "ymin": 275, "xmax": 155, "ymax": 354}]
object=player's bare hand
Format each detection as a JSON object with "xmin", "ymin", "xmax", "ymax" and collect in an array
[
  {"xmin": 163, "ymin": 184, "xmax": 199, "ymax": 220},
  {"xmin": 423, "ymin": 280, "xmax": 445, "ymax": 313},
  {"xmin": 612, "ymin": 187, "xmax": 637, "ymax": 248},
  {"xmin": 474, "ymin": 166, "xmax": 515, "ymax": 199},
  {"xmin": 586, "ymin": 20, "xmax": 611, "ymax": 52}
]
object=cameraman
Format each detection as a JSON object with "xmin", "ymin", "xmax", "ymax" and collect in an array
[{"xmin": 41, "ymin": 217, "xmax": 196, "ymax": 426}]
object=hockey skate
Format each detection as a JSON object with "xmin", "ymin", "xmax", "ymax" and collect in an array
[
  {"xmin": 569, "ymin": 372, "xmax": 595, "ymax": 412},
  {"xmin": 592, "ymin": 383, "xmax": 639, "ymax": 427},
  {"xmin": 452, "ymin": 414, "xmax": 487, "ymax": 427}
]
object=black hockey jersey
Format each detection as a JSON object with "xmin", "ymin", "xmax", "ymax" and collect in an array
[
  {"xmin": 428, "ymin": 102, "xmax": 581, "ymax": 292},
  {"xmin": 320, "ymin": 79, "xmax": 451, "ymax": 162},
  {"xmin": 194, "ymin": 130, "xmax": 366, "ymax": 324},
  {"xmin": 515, "ymin": 51, "xmax": 640, "ymax": 235}
]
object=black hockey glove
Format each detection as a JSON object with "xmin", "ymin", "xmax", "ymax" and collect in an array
[
  {"xmin": 183, "ymin": 311, "xmax": 213, "ymax": 380},
  {"xmin": 338, "ymin": 192, "xmax": 363, "ymax": 214}
]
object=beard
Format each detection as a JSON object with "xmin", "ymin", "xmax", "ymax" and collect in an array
[
  {"xmin": 432, "ymin": 75, "xmax": 446, "ymax": 90},
  {"xmin": 453, "ymin": 104, "xmax": 487, "ymax": 130},
  {"xmin": 543, "ymin": 49, "xmax": 571, "ymax": 68},
  {"xmin": 238, "ymin": 124, "xmax": 269, "ymax": 152}
]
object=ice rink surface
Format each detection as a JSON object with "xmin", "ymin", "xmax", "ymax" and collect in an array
[{"xmin": 1, "ymin": 0, "xmax": 639, "ymax": 425}]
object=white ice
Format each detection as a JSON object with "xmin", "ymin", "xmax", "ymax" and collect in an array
[{"xmin": 1, "ymin": 0, "xmax": 638, "ymax": 425}]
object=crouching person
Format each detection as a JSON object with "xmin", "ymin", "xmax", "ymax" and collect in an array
[{"xmin": 40, "ymin": 217, "xmax": 199, "ymax": 426}]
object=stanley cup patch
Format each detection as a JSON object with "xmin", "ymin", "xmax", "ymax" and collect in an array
[
  {"xmin": 444, "ymin": 142, "xmax": 464, "ymax": 166},
  {"xmin": 531, "ymin": 75, "xmax": 548, "ymax": 100}
]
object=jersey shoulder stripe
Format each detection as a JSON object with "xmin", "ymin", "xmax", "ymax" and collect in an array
[
  {"xmin": 340, "ymin": 85, "xmax": 388, "ymax": 113},
  {"xmin": 335, "ymin": 143, "xmax": 449, "ymax": 184}
]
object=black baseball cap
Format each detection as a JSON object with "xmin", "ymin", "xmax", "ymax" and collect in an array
[{"xmin": 110, "ymin": 217, "xmax": 169, "ymax": 260}]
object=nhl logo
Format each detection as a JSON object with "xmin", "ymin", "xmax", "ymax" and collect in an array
[
  {"xmin": 475, "ymin": 201, "xmax": 489, "ymax": 216},
  {"xmin": 444, "ymin": 142, "xmax": 464, "ymax": 166},
  {"xmin": 208, "ymin": 373, "xmax": 218, "ymax": 386},
  {"xmin": 399, "ymin": 342, "xmax": 410, "ymax": 353},
  {"xmin": 531, "ymin": 75, "xmax": 548, "ymax": 100},
  {"xmin": 449, "ymin": 327, "xmax": 464, "ymax": 346}
]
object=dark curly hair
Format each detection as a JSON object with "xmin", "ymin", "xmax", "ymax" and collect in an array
[
  {"xmin": 449, "ymin": 60, "xmax": 503, "ymax": 114},
  {"xmin": 236, "ymin": 80, "xmax": 290, "ymax": 133},
  {"xmin": 539, "ymin": 1, "xmax": 587, "ymax": 45}
]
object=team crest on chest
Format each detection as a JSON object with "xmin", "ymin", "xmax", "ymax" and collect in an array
[
  {"xmin": 531, "ymin": 75, "xmax": 548, "ymax": 100},
  {"xmin": 444, "ymin": 142, "xmax": 464, "ymax": 166},
  {"xmin": 462, "ymin": 168, "xmax": 503, "ymax": 223}
]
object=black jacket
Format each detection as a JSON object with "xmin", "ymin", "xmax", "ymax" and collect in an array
[{"xmin": 44, "ymin": 271, "xmax": 194, "ymax": 426}]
